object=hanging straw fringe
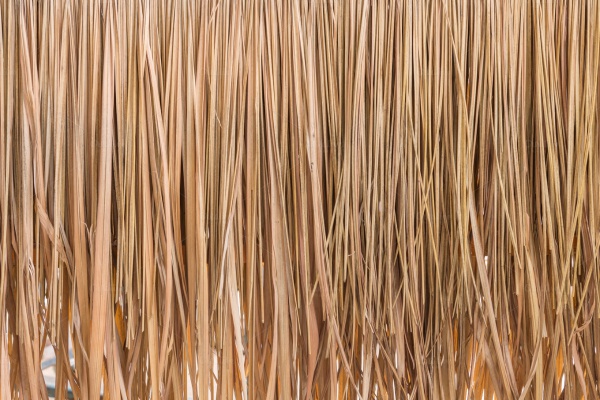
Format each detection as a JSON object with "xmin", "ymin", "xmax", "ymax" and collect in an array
[{"xmin": 1, "ymin": 1, "xmax": 600, "ymax": 399}]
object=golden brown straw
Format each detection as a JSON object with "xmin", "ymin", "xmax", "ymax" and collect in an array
[{"xmin": 1, "ymin": 0, "xmax": 600, "ymax": 399}]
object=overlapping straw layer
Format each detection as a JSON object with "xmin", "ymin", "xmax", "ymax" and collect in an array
[{"xmin": 1, "ymin": 1, "xmax": 600, "ymax": 399}]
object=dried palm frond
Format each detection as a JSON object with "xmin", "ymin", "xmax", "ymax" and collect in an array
[{"xmin": 1, "ymin": 1, "xmax": 600, "ymax": 399}]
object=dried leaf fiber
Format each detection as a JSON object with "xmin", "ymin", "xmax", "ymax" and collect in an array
[{"xmin": 1, "ymin": 1, "xmax": 600, "ymax": 399}]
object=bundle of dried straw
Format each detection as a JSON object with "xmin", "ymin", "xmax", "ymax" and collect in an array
[{"xmin": 1, "ymin": 1, "xmax": 600, "ymax": 399}]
